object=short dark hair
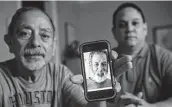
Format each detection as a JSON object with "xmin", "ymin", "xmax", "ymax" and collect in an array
[
  {"xmin": 8, "ymin": 7, "xmax": 55, "ymax": 36},
  {"xmin": 112, "ymin": 2, "xmax": 146, "ymax": 27}
]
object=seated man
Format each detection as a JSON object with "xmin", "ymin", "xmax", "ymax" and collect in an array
[
  {"xmin": 87, "ymin": 51, "xmax": 112, "ymax": 91},
  {"xmin": 1, "ymin": 7, "xmax": 86, "ymax": 107},
  {"xmin": 110, "ymin": 2, "xmax": 172, "ymax": 107}
]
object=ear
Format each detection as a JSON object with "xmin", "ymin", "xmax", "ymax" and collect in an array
[
  {"xmin": 89, "ymin": 60, "xmax": 92, "ymax": 68},
  {"xmin": 52, "ymin": 37, "xmax": 57, "ymax": 57},
  {"xmin": 112, "ymin": 27, "xmax": 116, "ymax": 37},
  {"xmin": 143, "ymin": 23, "xmax": 148, "ymax": 37},
  {"xmin": 89, "ymin": 56, "xmax": 92, "ymax": 67},
  {"xmin": 4, "ymin": 34, "xmax": 14, "ymax": 53}
]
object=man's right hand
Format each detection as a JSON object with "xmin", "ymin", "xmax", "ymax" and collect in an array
[{"xmin": 111, "ymin": 50, "xmax": 132, "ymax": 78}]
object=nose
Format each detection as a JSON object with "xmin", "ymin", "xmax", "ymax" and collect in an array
[
  {"xmin": 98, "ymin": 64, "xmax": 103, "ymax": 72},
  {"xmin": 29, "ymin": 32, "xmax": 41, "ymax": 48},
  {"xmin": 126, "ymin": 23, "xmax": 134, "ymax": 33}
]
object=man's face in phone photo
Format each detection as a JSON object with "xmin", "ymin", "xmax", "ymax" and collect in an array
[{"xmin": 90, "ymin": 52, "xmax": 108, "ymax": 83}]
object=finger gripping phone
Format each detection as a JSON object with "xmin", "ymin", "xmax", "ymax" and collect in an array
[{"xmin": 80, "ymin": 40, "xmax": 116, "ymax": 101}]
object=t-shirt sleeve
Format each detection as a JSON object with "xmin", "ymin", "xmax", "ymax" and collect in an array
[
  {"xmin": 158, "ymin": 47, "xmax": 172, "ymax": 99},
  {"xmin": 61, "ymin": 65, "xmax": 87, "ymax": 107}
]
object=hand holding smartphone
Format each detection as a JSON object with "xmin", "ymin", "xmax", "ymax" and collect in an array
[{"xmin": 80, "ymin": 40, "xmax": 116, "ymax": 101}]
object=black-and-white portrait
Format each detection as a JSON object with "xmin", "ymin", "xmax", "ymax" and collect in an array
[
  {"xmin": 1, "ymin": 1, "xmax": 172, "ymax": 107},
  {"xmin": 83, "ymin": 50, "xmax": 112, "ymax": 92}
]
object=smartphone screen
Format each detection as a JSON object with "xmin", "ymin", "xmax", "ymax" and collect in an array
[
  {"xmin": 84, "ymin": 49, "xmax": 112, "ymax": 91},
  {"xmin": 80, "ymin": 40, "xmax": 116, "ymax": 101}
]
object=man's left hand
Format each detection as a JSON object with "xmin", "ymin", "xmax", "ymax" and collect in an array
[{"xmin": 120, "ymin": 92, "xmax": 155, "ymax": 107}]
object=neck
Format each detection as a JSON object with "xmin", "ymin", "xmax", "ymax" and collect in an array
[
  {"xmin": 117, "ymin": 42, "xmax": 145, "ymax": 58},
  {"xmin": 15, "ymin": 60, "xmax": 46, "ymax": 83}
]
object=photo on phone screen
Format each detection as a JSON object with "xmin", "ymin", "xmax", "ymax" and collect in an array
[
  {"xmin": 83, "ymin": 49, "xmax": 113, "ymax": 92},
  {"xmin": 80, "ymin": 40, "xmax": 116, "ymax": 101}
]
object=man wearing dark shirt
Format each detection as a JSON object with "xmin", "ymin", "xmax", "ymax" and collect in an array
[{"xmin": 110, "ymin": 2, "xmax": 172, "ymax": 107}]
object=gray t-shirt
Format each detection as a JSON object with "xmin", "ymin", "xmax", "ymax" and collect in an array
[
  {"xmin": 0, "ymin": 59, "xmax": 87, "ymax": 107},
  {"xmin": 87, "ymin": 78, "xmax": 112, "ymax": 90}
]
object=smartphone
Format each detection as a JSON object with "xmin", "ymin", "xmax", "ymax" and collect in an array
[{"xmin": 80, "ymin": 40, "xmax": 116, "ymax": 101}]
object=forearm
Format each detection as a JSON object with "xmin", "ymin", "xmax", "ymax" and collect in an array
[
  {"xmin": 153, "ymin": 98, "xmax": 172, "ymax": 107},
  {"xmin": 86, "ymin": 101, "xmax": 106, "ymax": 107}
]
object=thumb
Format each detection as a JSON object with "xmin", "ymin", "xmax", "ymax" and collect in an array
[
  {"xmin": 137, "ymin": 92, "xmax": 143, "ymax": 99},
  {"xmin": 114, "ymin": 79, "xmax": 121, "ymax": 93},
  {"xmin": 111, "ymin": 50, "xmax": 118, "ymax": 60},
  {"xmin": 70, "ymin": 74, "xmax": 83, "ymax": 84}
]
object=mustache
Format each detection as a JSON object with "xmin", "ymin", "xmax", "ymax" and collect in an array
[
  {"xmin": 124, "ymin": 36, "xmax": 137, "ymax": 40},
  {"xmin": 95, "ymin": 70, "xmax": 108, "ymax": 74},
  {"xmin": 24, "ymin": 48, "xmax": 45, "ymax": 57}
]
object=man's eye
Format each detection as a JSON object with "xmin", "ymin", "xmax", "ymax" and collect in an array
[
  {"xmin": 102, "ymin": 63, "xmax": 107, "ymax": 67},
  {"xmin": 40, "ymin": 34, "xmax": 51, "ymax": 40},
  {"xmin": 94, "ymin": 63, "xmax": 99, "ymax": 67},
  {"xmin": 18, "ymin": 31, "xmax": 31, "ymax": 39},
  {"xmin": 132, "ymin": 21, "xmax": 139, "ymax": 26},
  {"xmin": 118, "ymin": 23, "xmax": 126, "ymax": 28}
]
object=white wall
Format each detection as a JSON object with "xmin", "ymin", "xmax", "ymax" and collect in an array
[
  {"xmin": 77, "ymin": 1, "xmax": 172, "ymax": 48},
  {"xmin": 57, "ymin": 1, "xmax": 79, "ymax": 61},
  {"xmin": 56, "ymin": 1, "xmax": 83, "ymax": 74},
  {"xmin": 0, "ymin": 1, "xmax": 20, "ymax": 61}
]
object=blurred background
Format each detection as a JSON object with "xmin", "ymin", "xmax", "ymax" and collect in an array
[{"xmin": 1, "ymin": 2, "xmax": 172, "ymax": 106}]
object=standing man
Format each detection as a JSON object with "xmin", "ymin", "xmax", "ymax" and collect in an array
[{"xmin": 111, "ymin": 2, "xmax": 172, "ymax": 107}]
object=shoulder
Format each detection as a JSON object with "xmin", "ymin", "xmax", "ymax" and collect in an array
[
  {"xmin": 151, "ymin": 44, "xmax": 172, "ymax": 62},
  {"xmin": 150, "ymin": 44, "xmax": 172, "ymax": 75},
  {"xmin": 0, "ymin": 59, "xmax": 14, "ymax": 93},
  {"xmin": 153, "ymin": 44, "xmax": 172, "ymax": 55},
  {"xmin": 0, "ymin": 59, "xmax": 14, "ymax": 77},
  {"xmin": 0, "ymin": 59, "xmax": 12, "ymax": 69}
]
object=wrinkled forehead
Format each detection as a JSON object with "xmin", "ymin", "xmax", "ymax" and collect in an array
[
  {"xmin": 116, "ymin": 7, "xmax": 143, "ymax": 22},
  {"xmin": 15, "ymin": 10, "xmax": 53, "ymax": 30},
  {"xmin": 92, "ymin": 52, "xmax": 107, "ymax": 62}
]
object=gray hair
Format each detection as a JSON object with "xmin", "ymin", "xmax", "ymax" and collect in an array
[{"xmin": 8, "ymin": 7, "xmax": 55, "ymax": 36}]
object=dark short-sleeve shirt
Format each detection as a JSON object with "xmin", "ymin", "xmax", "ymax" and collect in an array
[{"xmin": 112, "ymin": 43, "xmax": 172, "ymax": 104}]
